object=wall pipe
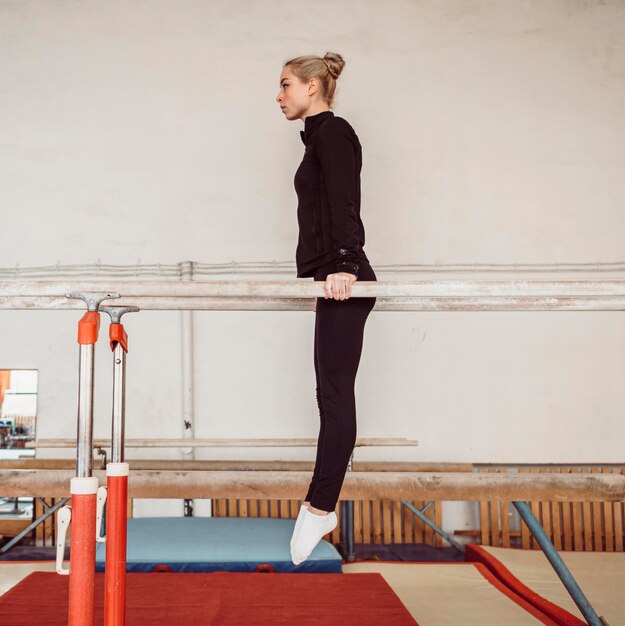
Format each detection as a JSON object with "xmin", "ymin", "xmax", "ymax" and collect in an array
[{"xmin": 179, "ymin": 262, "xmax": 196, "ymax": 517}]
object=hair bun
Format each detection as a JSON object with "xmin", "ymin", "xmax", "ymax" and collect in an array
[{"xmin": 323, "ymin": 52, "xmax": 345, "ymax": 80}]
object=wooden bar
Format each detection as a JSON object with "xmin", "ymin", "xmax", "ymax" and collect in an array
[
  {"xmin": 489, "ymin": 469, "xmax": 499, "ymax": 547},
  {"xmin": 615, "ymin": 468, "xmax": 624, "ymax": 551},
  {"xmin": 0, "ymin": 459, "xmax": 471, "ymax": 472},
  {"xmin": 10, "ymin": 464, "xmax": 625, "ymax": 549},
  {"xmin": 28, "ymin": 438, "xmax": 418, "ymax": 449},
  {"xmin": 21, "ymin": 469, "xmax": 615, "ymax": 502},
  {"xmin": 34, "ymin": 497, "xmax": 55, "ymax": 546},
  {"xmin": 380, "ymin": 500, "xmax": 393, "ymax": 544},
  {"xmin": 540, "ymin": 468, "xmax": 552, "ymax": 545},
  {"xmin": 434, "ymin": 501, "xmax": 443, "ymax": 547},
  {"xmin": 582, "ymin": 501, "xmax": 592, "ymax": 552},
  {"xmin": 424, "ymin": 503, "xmax": 434, "ymax": 546},
  {"xmin": 518, "ymin": 469, "xmax": 531, "ymax": 549},
  {"xmin": 561, "ymin": 470, "xmax": 573, "ymax": 550},
  {"xmin": 363, "ymin": 501, "xmax": 372, "ymax": 544},
  {"xmin": 603, "ymin": 467, "xmax": 614, "ymax": 551},
  {"xmin": 552, "ymin": 499, "xmax": 563, "ymax": 551},
  {"xmin": 562, "ymin": 502, "xmax": 573, "ymax": 550},
  {"xmin": 250, "ymin": 500, "xmax": 258, "ymax": 518},
  {"xmin": 372, "ymin": 501, "xmax": 382, "ymax": 544},
  {"xmin": 592, "ymin": 467, "xmax": 603, "ymax": 550},
  {"xmin": 413, "ymin": 500, "xmax": 425, "ymax": 543},
  {"xmin": 571, "ymin": 468, "xmax": 583, "ymax": 551},
  {"xmin": 402, "ymin": 500, "xmax": 413, "ymax": 543},
  {"xmin": 580, "ymin": 468, "xmax": 590, "ymax": 549},
  {"xmin": 551, "ymin": 469, "xmax": 563, "ymax": 550},
  {"xmin": 529, "ymin": 468, "xmax": 541, "ymax": 550},
  {"xmin": 501, "ymin": 499, "xmax": 510, "ymax": 549},
  {"xmin": 479, "ymin": 469, "xmax": 489, "ymax": 546},
  {"xmin": 5, "ymin": 469, "xmax": 613, "ymax": 502},
  {"xmin": 392, "ymin": 500, "xmax": 402, "ymax": 544}
]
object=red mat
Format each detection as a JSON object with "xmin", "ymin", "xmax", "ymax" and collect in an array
[{"xmin": 0, "ymin": 571, "xmax": 418, "ymax": 625}]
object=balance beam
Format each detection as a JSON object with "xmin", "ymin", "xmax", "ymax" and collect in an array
[
  {"xmin": 0, "ymin": 460, "xmax": 472, "ymax": 472},
  {"xmin": 2, "ymin": 470, "xmax": 623, "ymax": 501},
  {"xmin": 27, "ymin": 437, "xmax": 418, "ymax": 448}
]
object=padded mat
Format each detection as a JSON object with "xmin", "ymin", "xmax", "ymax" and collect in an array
[
  {"xmin": 467, "ymin": 544, "xmax": 625, "ymax": 625},
  {"xmin": 95, "ymin": 516, "xmax": 341, "ymax": 572},
  {"xmin": 344, "ymin": 561, "xmax": 557, "ymax": 625},
  {"xmin": 0, "ymin": 570, "xmax": 417, "ymax": 625}
]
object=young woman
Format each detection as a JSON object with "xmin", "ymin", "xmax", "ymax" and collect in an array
[{"xmin": 276, "ymin": 52, "xmax": 377, "ymax": 565}]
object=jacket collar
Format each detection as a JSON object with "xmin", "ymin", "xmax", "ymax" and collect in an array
[{"xmin": 300, "ymin": 110, "xmax": 334, "ymax": 145}]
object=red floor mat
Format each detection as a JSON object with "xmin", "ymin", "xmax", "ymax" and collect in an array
[{"xmin": 0, "ymin": 571, "xmax": 418, "ymax": 625}]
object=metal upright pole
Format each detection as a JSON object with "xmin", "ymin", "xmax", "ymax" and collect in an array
[
  {"xmin": 99, "ymin": 306, "xmax": 138, "ymax": 626},
  {"xmin": 512, "ymin": 501, "xmax": 607, "ymax": 626},
  {"xmin": 344, "ymin": 452, "xmax": 356, "ymax": 562},
  {"xmin": 76, "ymin": 336, "xmax": 96, "ymax": 478},
  {"xmin": 55, "ymin": 292, "xmax": 119, "ymax": 626}
]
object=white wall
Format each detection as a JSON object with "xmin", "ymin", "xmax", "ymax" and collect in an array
[{"xmin": 1, "ymin": 0, "xmax": 624, "ymax": 529}]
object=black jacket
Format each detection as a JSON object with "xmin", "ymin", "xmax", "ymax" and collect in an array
[{"xmin": 294, "ymin": 110, "xmax": 370, "ymax": 278}]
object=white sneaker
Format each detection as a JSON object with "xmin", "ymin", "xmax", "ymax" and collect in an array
[
  {"xmin": 291, "ymin": 509, "xmax": 338, "ymax": 565},
  {"xmin": 289, "ymin": 504, "xmax": 309, "ymax": 554}
]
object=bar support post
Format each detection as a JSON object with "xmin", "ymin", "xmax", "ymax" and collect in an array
[
  {"xmin": 100, "ymin": 306, "xmax": 138, "ymax": 626},
  {"xmin": 512, "ymin": 501, "xmax": 606, "ymax": 626}
]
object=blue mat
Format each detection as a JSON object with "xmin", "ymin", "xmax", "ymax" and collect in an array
[{"xmin": 95, "ymin": 517, "xmax": 342, "ymax": 573}]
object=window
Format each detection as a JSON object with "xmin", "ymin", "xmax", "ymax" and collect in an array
[{"xmin": 0, "ymin": 369, "xmax": 38, "ymax": 455}]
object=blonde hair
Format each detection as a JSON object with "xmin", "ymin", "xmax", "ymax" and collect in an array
[{"xmin": 283, "ymin": 51, "xmax": 346, "ymax": 109}]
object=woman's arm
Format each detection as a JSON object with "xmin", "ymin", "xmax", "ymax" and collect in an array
[{"xmin": 315, "ymin": 118, "xmax": 362, "ymax": 278}]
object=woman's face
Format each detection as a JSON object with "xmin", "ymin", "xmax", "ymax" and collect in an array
[{"xmin": 276, "ymin": 66, "xmax": 313, "ymax": 121}]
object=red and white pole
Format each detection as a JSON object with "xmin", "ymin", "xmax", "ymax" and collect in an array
[
  {"xmin": 101, "ymin": 306, "xmax": 138, "ymax": 626},
  {"xmin": 104, "ymin": 462, "xmax": 129, "ymax": 626},
  {"xmin": 55, "ymin": 292, "xmax": 120, "ymax": 626},
  {"xmin": 68, "ymin": 476, "xmax": 99, "ymax": 626},
  {"xmin": 69, "ymin": 310, "xmax": 99, "ymax": 626}
]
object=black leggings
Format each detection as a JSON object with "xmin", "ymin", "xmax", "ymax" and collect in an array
[{"xmin": 304, "ymin": 258, "xmax": 377, "ymax": 512}]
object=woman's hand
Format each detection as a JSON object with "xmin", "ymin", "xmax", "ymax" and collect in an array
[{"xmin": 324, "ymin": 272, "xmax": 357, "ymax": 301}]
